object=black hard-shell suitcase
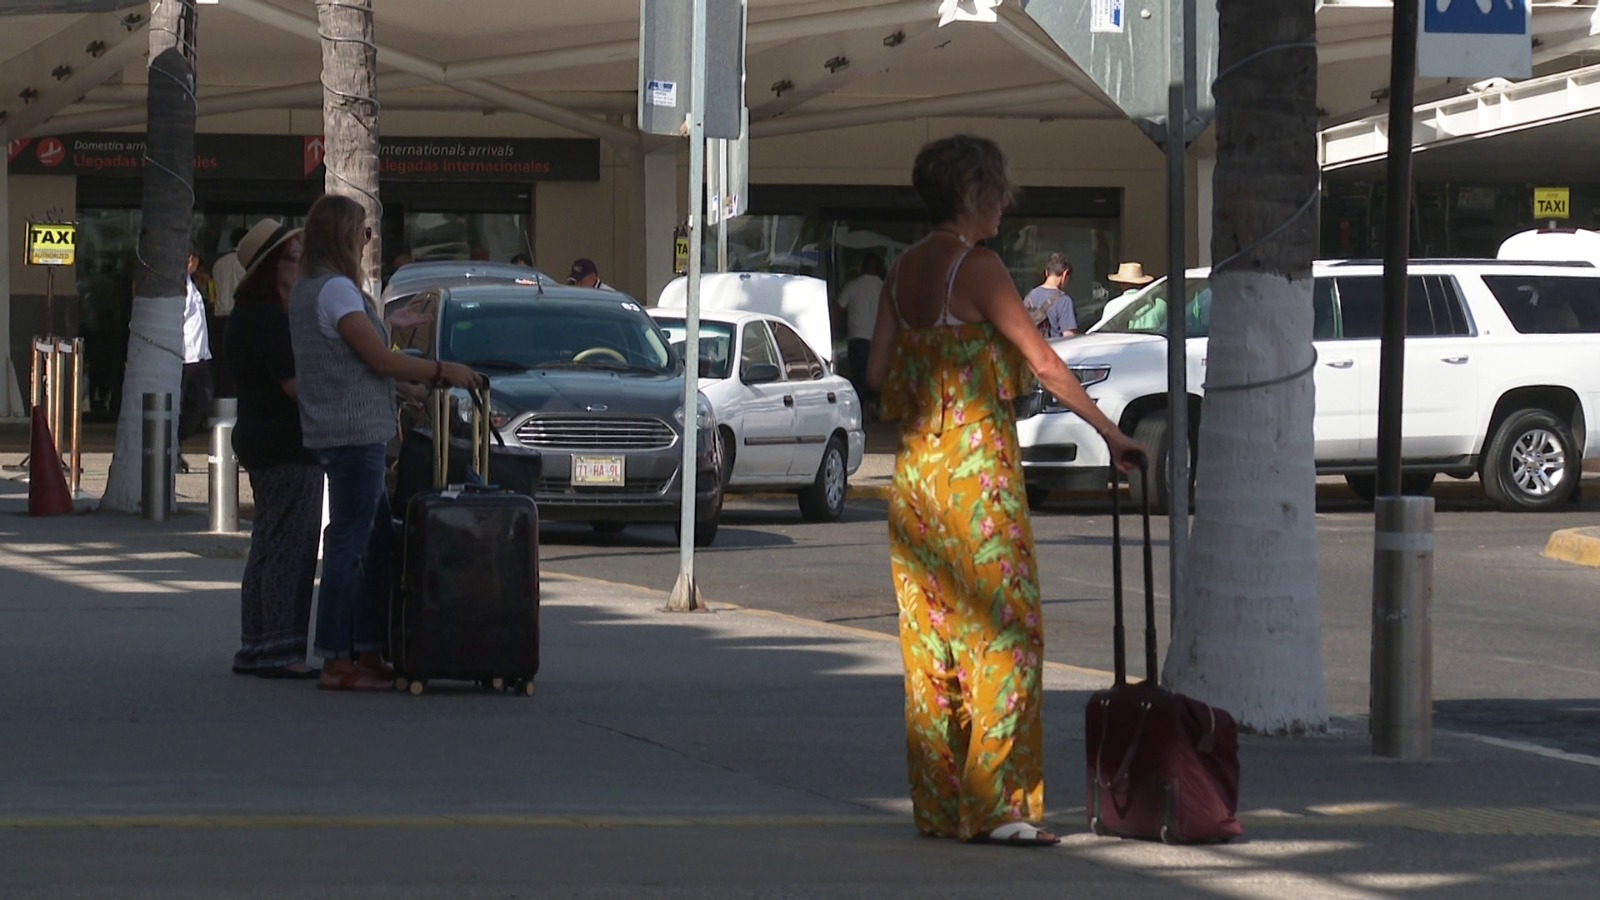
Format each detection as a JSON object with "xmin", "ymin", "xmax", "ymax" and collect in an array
[
  {"xmin": 1084, "ymin": 463, "xmax": 1242, "ymax": 843},
  {"xmin": 392, "ymin": 386, "xmax": 540, "ymax": 696}
]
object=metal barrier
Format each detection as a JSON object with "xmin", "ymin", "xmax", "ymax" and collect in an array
[
  {"xmin": 1370, "ymin": 495, "xmax": 1435, "ymax": 760},
  {"xmin": 29, "ymin": 336, "xmax": 84, "ymax": 496},
  {"xmin": 142, "ymin": 393, "xmax": 173, "ymax": 522},
  {"xmin": 208, "ymin": 398, "xmax": 239, "ymax": 533}
]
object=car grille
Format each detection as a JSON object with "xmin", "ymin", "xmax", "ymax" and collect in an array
[{"xmin": 515, "ymin": 415, "xmax": 676, "ymax": 450}]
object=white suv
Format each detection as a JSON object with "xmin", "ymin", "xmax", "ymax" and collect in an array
[{"xmin": 1017, "ymin": 259, "xmax": 1600, "ymax": 513}]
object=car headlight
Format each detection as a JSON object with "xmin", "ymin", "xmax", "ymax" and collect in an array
[
  {"xmin": 451, "ymin": 390, "xmax": 517, "ymax": 431},
  {"xmin": 1017, "ymin": 365, "xmax": 1112, "ymax": 418},
  {"xmin": 1069, "ymin": 365, "xmax": 1111, "ymax": 388},
  {"xmin": 673, "ymin": 392, "xmax": 717, "ymax": 430}
]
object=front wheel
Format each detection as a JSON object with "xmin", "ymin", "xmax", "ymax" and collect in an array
[
  {"xmin": 798, "ymin": 437, "xmax": 848, "ymax": 522},
  {"xmin": 674, "ymin": 513, "xmax": 720, "ymax": 547},
  {"xmin": 1482, "ymin": 409, "xmax": 1576, "ymax": 512},
  {"xmin": 1128, "ymin": 415, "xmax": 1193, "ymax": 516}
]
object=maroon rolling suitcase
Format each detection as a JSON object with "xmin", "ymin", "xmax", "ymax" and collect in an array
[
  {"xmin": 1085, "ymin": 464, "xmax": 1242, "ymax": 844},
  {"xmin": 392, "ymin": 385, "xmax": 540, "ymax": 696}
]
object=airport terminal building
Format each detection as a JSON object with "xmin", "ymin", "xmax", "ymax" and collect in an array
[{"xmin": 3, "ymin": 0, "xmax": 1598, "ymax": 417}]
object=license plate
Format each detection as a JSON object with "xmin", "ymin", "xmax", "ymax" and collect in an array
[{"xmin": 572, "ymin": 455, "xmax": 625, "ymax": 486}]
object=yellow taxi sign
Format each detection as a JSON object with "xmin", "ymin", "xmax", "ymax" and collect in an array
[
  {"xmin": 1534, "ymin": 187, "xmax": 1570, "ymax": 220},
  {"xmin": 673, "ymin": 230, "xmax": 690, "ymax": 275},
  {"xmin": 26, "ymin": 221, "xmax": 77, "ymax": 266}
]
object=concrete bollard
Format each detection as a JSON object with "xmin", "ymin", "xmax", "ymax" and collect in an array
[
  {"xmin": 141, "ymin": 393, "xmax": 173, "ymax": 522},
  {"xmin": 1370, "ymin": 495, "xmax": 1435, "ymax": 760},
  {"xmin": 208, "ymin": 398, "xmax": 239, "ymax": 533}
]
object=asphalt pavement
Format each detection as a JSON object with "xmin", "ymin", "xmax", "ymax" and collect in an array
[{"xmin": 4, "ymin": 429, "xmax": 1600, "ymax": 897}]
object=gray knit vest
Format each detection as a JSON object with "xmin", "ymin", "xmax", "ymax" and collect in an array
[{"xmin": 288, "ymin": 271, "xmax": 397, "ymax": 449}]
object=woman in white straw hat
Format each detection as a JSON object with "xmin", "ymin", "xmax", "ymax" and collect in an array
[{"xmin": 227, "ymin": 219, "xmax": 323, "ymax": 679}]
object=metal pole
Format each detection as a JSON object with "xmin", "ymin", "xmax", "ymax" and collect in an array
[
  {"xmin": 142, "ymin": 392, "xmax": 173, "ymax": 522},
  {"xmin": 48, "ymin": 341, "xmax": 64, "ymax": 463},
  {"xmin": 668, "ymin": 0, "xmax": 708, "ymax": 613},
  {"xmin": 1370, "ymin": 496, "xmax": 1433, "ymax": 759},
  {"xmin": 1164, "ymin": 0, "xmax": 1193, "ymax": 632},
  {"xmin": 69, "ymin": 338, "xmax": 82, "ymax": 496},
  {"xmin": 208, "ymin": 397, "xmax": 239, "ymax": 533},
  {"xmin": 1376, "ymin": 0, "xmax": 1417, "ymax": 497},
  {"xmin": 717, "ymin": 138, "xmax": 729, "ymax": 272}
]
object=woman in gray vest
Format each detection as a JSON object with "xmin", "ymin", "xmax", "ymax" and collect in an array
[{"xmin": 289, "ymin": 193, "xmax": 480, "ymax": 692}]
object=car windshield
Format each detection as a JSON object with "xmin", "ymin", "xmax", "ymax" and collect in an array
[
  {"xmin": 652, "ymin": 317, "xmax": 735, "ymax": 380},
  {"xmin": 1096, "ymin": 277, "xmax": 1214, "ymax": 337},
  {"xmin": 441, "ymin": 297, "xmax": 674, "ymax": 374}
]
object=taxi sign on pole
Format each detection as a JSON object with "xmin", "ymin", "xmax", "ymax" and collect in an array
[
  {"xmin": 25, "ymin": 221, "xmax": 77, "ymax": 267},
  {"xmin": 1534, "ymin": 187, "xmax": 1570, "ymax": 220},
  {"xmin": 1418, "ymin": 0, "xmax": 1531, "ymax": 80}
]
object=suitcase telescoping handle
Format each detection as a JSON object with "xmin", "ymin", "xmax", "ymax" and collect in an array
[
  {"xmin": 1109, "ymin": 460, "xmax": 1159, "ymax": 686},
  {"xmin": 427, "ymin": 380, "xmax": 493, "ymax": 490}
]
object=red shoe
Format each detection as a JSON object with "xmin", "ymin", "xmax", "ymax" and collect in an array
[{"xmin": 318, "ymin": 662, "xmax": 393, "ymax": 692}]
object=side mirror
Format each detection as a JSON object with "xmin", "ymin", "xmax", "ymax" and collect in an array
[{"xmin": 742, "ymin": 362, "xmax": 781, "ymax": 384}]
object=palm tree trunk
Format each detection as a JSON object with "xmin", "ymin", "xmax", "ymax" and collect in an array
[
  {"xmin": 319, "ymin": 0, "xmax": 381, "ymax": 290},
  {"xmin": 101, "ymin": 0, "xmax": 198, "ymax": 513},
  {"xmin": 1162, "ymin": 0, "xmax": 1329, "ymax": 734}
]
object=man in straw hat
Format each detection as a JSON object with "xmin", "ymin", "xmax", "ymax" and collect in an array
[{"xmin": 1098, "ymin": 261, "xmax": 1156, "ymax": 325}]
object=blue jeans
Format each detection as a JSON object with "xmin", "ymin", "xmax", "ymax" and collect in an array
[{"xmin": 312, "ymin": 444, "xmax": 392, "ymax": 660}]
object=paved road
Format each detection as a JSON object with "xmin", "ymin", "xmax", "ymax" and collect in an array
[{"xmin": 537, "ymin": 490, "xmax": 1600, "ymax": 759}]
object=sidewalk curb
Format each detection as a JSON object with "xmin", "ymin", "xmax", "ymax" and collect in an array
[{"xmin": 1543, "ymin": 526, "xmax": 1600, "ymax": 568}]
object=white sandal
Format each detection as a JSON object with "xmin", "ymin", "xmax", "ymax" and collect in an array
[{"xmin": 977, "ymin": 821, "xmax": 1061, "ymax": 846}]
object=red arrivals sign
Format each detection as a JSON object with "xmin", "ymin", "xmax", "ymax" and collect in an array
[{"xmin": 8, "ymin": 132, "xmax": 600, "ymax": 183}]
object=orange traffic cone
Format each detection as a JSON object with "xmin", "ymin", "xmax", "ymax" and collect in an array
[{"xmin": 28, "ymin": 406, "xmax": 73, "ymax": 517}]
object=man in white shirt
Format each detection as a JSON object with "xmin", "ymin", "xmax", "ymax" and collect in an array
[
  {"xmin": 836, "ymin": 253, "xmax": 885, "ymax": 414},
  {"xmin": 210, "ymin": 227, "xmax": 248, "ymax": 316},
  {"xmin": 179, "ymin": 248, "xmax": 213, "ymax": 470},
  {"xmin": 208, "ymin": 227, "xmax": 248, "ymax": 399}
]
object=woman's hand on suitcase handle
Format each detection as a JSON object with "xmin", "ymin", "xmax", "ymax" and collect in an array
[
  {"xmin": 438, "ymin": 360, "xmax": 483, "ymax": 389},
  {"xmin": 1102, "ymin": 428, "xmax": 1148, "ymax": 475}
]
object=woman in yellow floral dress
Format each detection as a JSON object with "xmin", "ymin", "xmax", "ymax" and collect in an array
[{"xmin": 868, "ymin": 135, "xmax": 1146, "ymax": 846}]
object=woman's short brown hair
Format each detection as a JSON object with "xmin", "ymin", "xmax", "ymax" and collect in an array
[{"xmin": 911, "ymin": 134, "xmax": 1017, "ymax": 224}]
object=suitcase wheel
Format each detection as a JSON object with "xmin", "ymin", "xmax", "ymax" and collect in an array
[
  {"xmin": 407, "ymin": 680, "xmax": 426, "ymax": 696},
  {"xmin": 517, "ymin": 678, "xmax": 535, "ymax": 697},
  {"xmin": 1089, "ymin": 817, "xmax": 1108, "ymax": 837},
  {"xmin": 1160, "ymin": 825, "xmax": 1177, "ymax": 845},
  {"xmin": 394, "ymin": 675, "xmax": 409, "ymax": 692}
]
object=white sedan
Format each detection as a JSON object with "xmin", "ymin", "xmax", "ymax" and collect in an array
[{"xmin": 650, "ymin": 308, "xmax": 866, "ymax": 522}]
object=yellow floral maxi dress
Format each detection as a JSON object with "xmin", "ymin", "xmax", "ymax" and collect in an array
[{"xmin": 881, "ymin": 258, "xmax": 1044, "ymax": 841}]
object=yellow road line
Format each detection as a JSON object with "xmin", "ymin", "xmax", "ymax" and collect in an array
[{"xmin": 6, "ymin": 807, "xmax": 1598, "ymax": 836}]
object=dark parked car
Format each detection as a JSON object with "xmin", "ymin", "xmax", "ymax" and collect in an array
[{"xmin": 385, "ymin": 282, "xmax": 723, "ymax": 545}]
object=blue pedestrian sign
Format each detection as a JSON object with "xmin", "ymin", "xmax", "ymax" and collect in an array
[
  {"xmin": 1418, "ymin": 0, "xmax": 1530, "ymax": 79},
  {"xmin": 1425, "ymin": 0, "xmax": 1526, "ymax": 35}
]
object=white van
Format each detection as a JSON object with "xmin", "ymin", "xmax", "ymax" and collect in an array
[{"xmin": 655, "ymin": 272, "xmax": 837, "ymax": 365}]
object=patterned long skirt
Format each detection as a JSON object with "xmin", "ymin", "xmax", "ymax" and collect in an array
[
  {"xmin": 234, "ymin": 463, "xmax": 324, "ymax": 671},
  {"xmin": 887, "ymin": 415, "xmax": 1045, "ymax": 840}
]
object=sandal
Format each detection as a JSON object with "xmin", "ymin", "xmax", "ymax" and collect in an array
[
  {"xmin": 258, "ymin": 663, "xmax": 320, "ymax": 680},
  {"xmin": 972, "ymin": 822, "xmax": 1061, "ymax": 847},
  {"xmin": 318, "ymin": 663, "xmax": 393, "ymax": 692}
]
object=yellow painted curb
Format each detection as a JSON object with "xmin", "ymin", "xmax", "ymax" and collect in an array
[{"xmin": 1542, "ymin": 527, "xmax": 1600, "ymax": 568}]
